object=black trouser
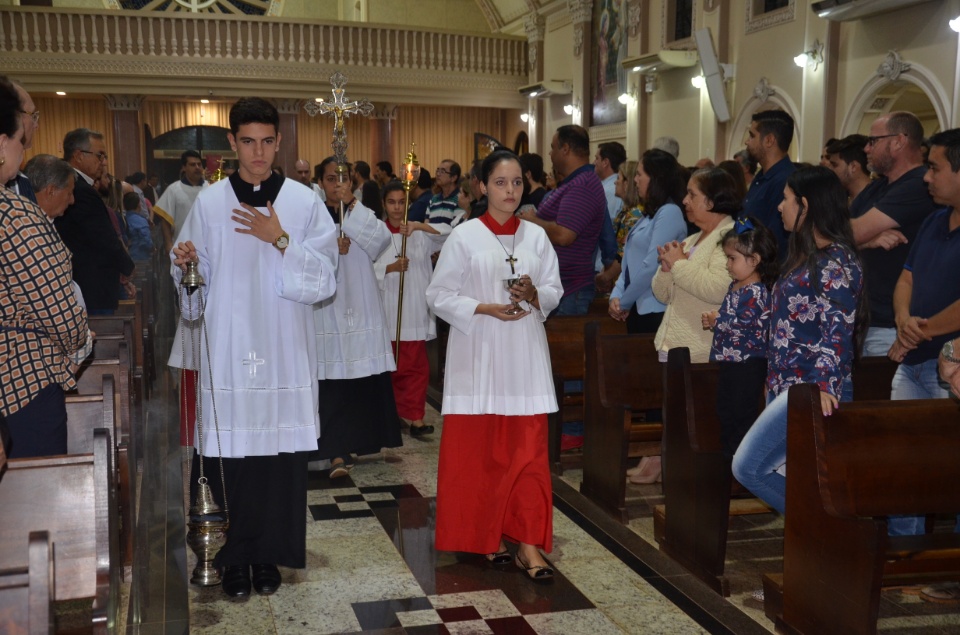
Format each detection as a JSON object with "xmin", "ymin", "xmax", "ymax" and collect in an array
[
  {"xmin": 4, "ymin": 384, "xmax": 67, "ymax": 459},
  {"xmin": 716, "ymin": 358, "xmax": 767, "ymax": 459},
  {"xmin": 626, "ymin": 308, "xmax": 664, "ymax": 335}
]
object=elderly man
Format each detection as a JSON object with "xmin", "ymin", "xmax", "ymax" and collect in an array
[
  {"xmin": 426, "ymin": 159, "xmax": 461, "ymax": 225},
  {"xmin": 24, "ymin": 154, "xmax": 75, "ymax": 220},
  {"xmin": 54, "ymin": 128, "xmax": 135, "ymax": 315},
  {"xmin": 518, "ymin": 124, "xmax": 606, "ymax": 315},
  {"xmin": 295, "ymin": 158, "xmax": 325, "ymax": 201},
  {"xmin": 851, "ymin": 111, "xmax": 936, "ymax": 356},
  {"xmin": 8, "ymin": 80, "xmax": 39, "ymax": 202}
]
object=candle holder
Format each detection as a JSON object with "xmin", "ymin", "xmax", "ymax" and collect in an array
[{"xmin": 395, "ymin": 144, "xmax": 420, "ymax": 352}]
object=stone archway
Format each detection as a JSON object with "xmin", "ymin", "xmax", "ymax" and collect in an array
[{"xmin": 727, "ymin": 78, "xmax": 801, "ymax": 161}]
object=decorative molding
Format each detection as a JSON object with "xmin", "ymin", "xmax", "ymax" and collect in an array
[
  {"xmin": 529, "ymin": 44, "xmax": 538, "ymax": 70},
  {"xmin": 269, "ymin": 98, "xmax": 303, "ymax": 114},
  {"xmin": 589, "ymin": 121, "xmax": 627, "ymax": 143},
  {"xmin": 567, "ymin": 0, "xmax": 592, "ymax": 59},
  {"xmin": 745, "ymin": 0, "xmax": 796, "ymax": 34},
  {"xmin": 104, "ymin": 94, "xmax": 145, "ymax": 111},
  {"xmin": 753, "ymin": 77, "xmax": 776, "ymax": 103},
  {"xmin": 475, "ymin": 0, "xmax": 505, "ymax": 31},
  {"xmin": 661, "ymin": 0, "xmax": 698, "ymax": 51},
  {"xmin": 877, "ymin": 50, "xmax": 911, "ymax": 81},
  {"xmin": 628, "ymin": 1, "xmax": 642, "ymax": 38},
  {"xmin": 370, "ymin": 105, "xmax": 398, "ymax": 120},
  {"xmin": 524, "ymin": 13, "xmax": 546, "ymax": 43}
]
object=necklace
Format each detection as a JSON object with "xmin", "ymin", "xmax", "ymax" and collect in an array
[
  {"xmin": 480, "ymin": 213, "xmax": 521, "ymax": 273},
  {"xmin": 391, "ymin": 233, "xmax": 402, "ymax": 258}
]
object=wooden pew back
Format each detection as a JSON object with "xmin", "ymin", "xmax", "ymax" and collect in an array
[{"xmin": 0, "ymin": 531, "xmax": 52, "ymax": 635}]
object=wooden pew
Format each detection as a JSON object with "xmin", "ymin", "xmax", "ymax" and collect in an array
[
  {"xmin": 0, "ymin": 429, "xmax": 118, "ymax": 634},
  {"xmin": 579, "ymin": 322, "xmax": 661, "ymax": 522},
  {"xmin": 762, "ymin": 384, "xmax": 960, "ymax": 635},
  {"xmin": 0, "ymin": 531, "xmax": 53, "ymax": 635},
  {"xmin": 544, "ymin": 316, "xmax": 627, "ymax": 474},
  {"xmin": 655, "ymin": 352, "xmax": 900, "ymax": 596}
]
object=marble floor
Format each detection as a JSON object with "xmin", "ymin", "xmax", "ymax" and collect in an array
[{"xmin": 127, "ymin": 373, "xmax": 960, "ymax": 634}]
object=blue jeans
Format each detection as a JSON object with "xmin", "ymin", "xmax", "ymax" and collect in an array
[
  {"xmin": 887, "ymin": 359, "xmax": 950, "ymax": 536},
  {"xmin": 862, "ymin": 326, "xmax": 897, "ymax": 357},
  {"xmin": 553, "ymin": 285, "xmax": 596, "ymax": 317},
  {"xmin": 732, "ymin": 380, "xmax": 853, "ymax": 516}
]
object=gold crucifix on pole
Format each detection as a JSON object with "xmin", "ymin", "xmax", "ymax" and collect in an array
[{"xmin": 304, "ymin": 71, "xmax": 375, "ymax": 232}]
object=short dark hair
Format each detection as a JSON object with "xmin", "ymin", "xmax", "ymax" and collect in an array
[
  {"xmin": 825, "ymin": 135, "xmax": 869, "ymax": 174},
  {"xmin": 125, "ymin": 172, "xmax": 146, "ymax": 186},
  {"xmin": 556, "ymin": 124, "xmax": 590, "ymax": 158},
  {"xmin": 689, "ymin": 167, "xmax": 742, "ymax": 217},
  {"xmin": 0, "ymin": 75, "xmax": 19, "ymax": 139},
  {"xmin": 24, "ymin": 154, "xmax": 74, "ymax": 192},
  {"xmin": 63, "ymin": 128, "xmax": 104, "ymax": 161},
  {"xmin": 181, "ymin": 150, "xmax": 201, "ymax": 165},
  {"xmin": 519, "ymin": 152, "xmax": 545, "ymax": 185},
  {"xmin": 751, "ymin": 110, "xmax": 795, "ymax": 153},
  {"xmin": 597, "ymin": 142, "xmax": 627, "ymax": 172},
  {"xmin": 122, "ymin": 191, "xmax": 141, "ymax": 212},
  {"xmin": 417, "ymin": 167, "xmax": 432, "ymax": 190},
  {"xmin": 885, "ymin": 111, "xmax": 924, "ymax": 148},
  {"xmin": 716, "ymin": 159, "xmax": 748, "ymax": 202},
  {"xmin": 441, "ymin": 160, "xmax": 461, "ymax": 180},
  {"xmin": 228, "ymin": 97, "xmax": 279, "ymax": 135},
  {"xmin": 376, "ymin": 161, "xmax": 394, "ymax": 176},
  {"xmin": 354, "ymin": 160, "xmax": 371, "ymax": 180},
  {"xmin": 928, "ymin": 128, "xmax": 960, "ymax": 172}
]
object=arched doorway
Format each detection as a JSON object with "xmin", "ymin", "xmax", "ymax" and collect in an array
[
  {"xmin": 849, "ymin": 80, "xmax": 941, "ymax": 138},
  {"xmin": 146, "ymin": 124, "xmax": 234, "ymax": 187}
]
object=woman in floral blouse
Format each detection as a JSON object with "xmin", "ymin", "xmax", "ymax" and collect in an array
[{"xmin": 733, "ymin": 166, "xmax": 866, "ymax": 515}]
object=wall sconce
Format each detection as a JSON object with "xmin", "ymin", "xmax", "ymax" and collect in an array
[
  {"xmin": 563, "ymin": 99, "xmax": 583, "ymax": 116},
  {"xmin": 951, "ymin": 16, "xmax": 960, "ymax": 32},
  {"xmin": 520, "ymin": 112, "xmax": 529, "ymax": 122},
  {"xmin": 691, "ymin": 75, "xmax": 705, "ymax": 89},
  {"xmin": 563, "ymin": 104, "xmax": 574, "ymax": 115},
  {"xmin": 794, "ymin": 39, "xmax": 824, "ymax": 70},
  {"xmin": 617, "ymin": 89, "xmax": 637, "ymax": 105}
]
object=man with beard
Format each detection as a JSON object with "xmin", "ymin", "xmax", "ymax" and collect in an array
[{"xmin": 741, "ymin": 109, "xmax": 796, "ymax": 260}]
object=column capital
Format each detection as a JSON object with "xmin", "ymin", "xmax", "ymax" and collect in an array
[
  {"xmin": 567, "ymin": 0, "xmax": 593, "ymax": 24},
  {"xmin": 104, "ymin": 94, "xmax": 145, "ymax": 111},
  {"xmin": 524, "ymin": 13, "xmax": 545, "ymax": 43},
  {"xmin": 370, "ymin": 104, "xmax": 398, "ymax": 120}
]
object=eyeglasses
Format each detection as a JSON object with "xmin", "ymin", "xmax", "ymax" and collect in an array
[
  {"xmin": 19, "ymin": 109, "xmax": 39, "ymax": 124},
  {"xmin": 435, "ymin": 168, "xmax": 450, "ymax": 175},
  {"xmin": 79, "ymin": 150, "xmax": 109, "ymax": 162},
  {"xmin": 866, "ymin": 133, "xmax": 899, "ymax": 146}
]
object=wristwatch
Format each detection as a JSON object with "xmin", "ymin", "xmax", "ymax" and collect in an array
[
  {"xmin": 942, "ymin": 339, "xmax": 960, "ymax": 364},
  {"xmin": 274, "ymin": 231, "xmax": 289, "ymax": 250}
]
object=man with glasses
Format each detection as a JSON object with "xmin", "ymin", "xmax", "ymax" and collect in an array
[
  {"xmin": 55, "ymin": 127, "xmax": 134, "ymax": 315},
  {"xmin": 426, "ymin": 159, "xmax": 462, "ymax": 225},
  {"xmin": 850, "ymin": 111, "xmax": 936, "ymax": 356}
]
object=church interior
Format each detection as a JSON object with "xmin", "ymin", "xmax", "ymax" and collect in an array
[{"xmin": 3, "ymin": 0, "xmax": 960, "ymax": 633}]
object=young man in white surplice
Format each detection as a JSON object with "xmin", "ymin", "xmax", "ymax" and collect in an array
[
  {"xmin": 312, "ymin": 156, "xmax": 402, "ymax": 479},
  {"xmin": 171, "ymin": 97, "xmax": 339, "ymax": 598}
]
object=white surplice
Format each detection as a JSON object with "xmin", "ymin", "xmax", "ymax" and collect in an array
[
  {"xmin": 373, "ymin": 226, "xmax": 445, "ymax": 342},
  {"xmin": 313, "ymin": 201, "xmax": 396, "ymax": 379},
  {"xmin": 425, "ymin": 218, "xmax": 563, "ymax": 416},
  {"xmin": 170, "ymin": 178, "xmax": 338, "ymax": 458}
]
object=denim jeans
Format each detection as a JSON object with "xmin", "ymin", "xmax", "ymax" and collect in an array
[
  {"xmin": 862, "ymin": 326, "xmax": 897, "ymax": 357},
  {"xmin": 732, "ymin": 380, "xmax": 853, "ymax": 516},
  {"xmin": 887, "ymin": 359, "xmax": 950, "ymax": 536},
  {"xmin": 553, "ymin": 285, "xmax": 596, "ymax": 317}
]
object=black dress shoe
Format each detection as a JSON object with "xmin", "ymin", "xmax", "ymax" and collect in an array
[
  {"xmin": 221, "ymin": 565, "xmax": 251, "ymax": 597},
  {"xmin": 409, "ymin": 423, "xmax": 434, "ymax": 438},
  {"xmin": 251, "ymin": 563, "xmax": 282, "ymax": 595}
]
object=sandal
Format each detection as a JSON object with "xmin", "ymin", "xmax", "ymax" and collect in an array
[
  {"xmin": 329, "ymin": 458, "xmax": 351, "ymax": 479},
  {"xmin": 485, "ymin": 549, "xmax": 512, "ymax": 565},
  {"xmin": 515, "ymin": 554, "xmax": 554, "ymax": 581}
]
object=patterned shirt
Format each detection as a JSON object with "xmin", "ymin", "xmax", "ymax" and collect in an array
[
  {"xmin": 767, "ymin": 244, "xmax": 863, "ymax": 398},
  {"xmin": 426, "ymin": 190, "xmax": 460, "ymax": 225},
  {"xmin": 613, "ymin": 204, "xmax": 644, "ymax": 259},
  {"xmin": 710, "ymin": 281, "xmax": 770, "ymax": 362},
  {"xmin": 0, "ymin": 187, "xmax": 88, "ymax": 416}
]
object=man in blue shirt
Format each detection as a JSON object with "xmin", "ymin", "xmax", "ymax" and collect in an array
[
  {"xmin": 742, "ymin": 110, "xmax": 796, "ymax": 260},
  {"xmin": 885, "ymin": 128, "xmax": 960, "ymax": 546}
]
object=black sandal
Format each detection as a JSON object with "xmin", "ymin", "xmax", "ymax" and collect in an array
[
  {"xmin": 516, "ymin": 555, "xmax": 554, "ymax": 581},
  {"xmin": 485, "ymin": 549, "xmax": 512, "ymax": 565}
]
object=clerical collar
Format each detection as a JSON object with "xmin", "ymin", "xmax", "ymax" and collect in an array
[
  {"xmin": 479, "ymin": 213, "xmax": 519, "ymax": 236},
  {"xmin": 181, "ymin": 175, "xmax": 204, "ymax": 188},
  {"xmin": 229, "ymin": 170, "xmax": 283, "ymax": 207}
]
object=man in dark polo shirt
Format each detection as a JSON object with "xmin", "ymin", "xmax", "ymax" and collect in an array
[
  {"xmin": 884, "ymin": 128, "xmax": 960, "ymax": 548},
  {"xmin": 850, "ymin": 111, "xmax": 936, "ymax": 356},
  {"xmin": 742, "ymin": 109, "xmax": 796, "ymax": 260},
  {"xmin": 518, "ymin": 124, "xmax": 606, "ymax": 315}
]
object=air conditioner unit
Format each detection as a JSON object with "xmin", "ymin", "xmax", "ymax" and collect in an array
[
  {"xmin": 812, "ymin": 0, "xmax": 934, "ymax": 21},
  {"xmin": 518, "ymin": 80, "xmax": 572, "ymax": 99},
  {"xmin": 621, "ymin": 50, "xmax": 699, "ymax": 75}
]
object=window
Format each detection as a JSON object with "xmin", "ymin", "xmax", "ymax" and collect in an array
[
  {"xmin": 662, "ymin": 0, "xmax": 696, "ymax": 50},
  {"xmin": 746, "ymin": 0, "xmax": 795, "ymax": 34}
]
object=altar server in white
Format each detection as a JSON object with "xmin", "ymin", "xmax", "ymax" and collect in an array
[
  {"xmin": 171, "ymin": 98, "xmax": 337, "ymax": 598},
  {"xmin": 313, "ymin": 156, "xmax": 402, "ymax": 478},
  {"xmin": 427, "ymin": 150, "xmax": 562, "ymax": 581},
  {"xmin": 374, "ymin": 180, "xmax": 445, "ymax": 436}
]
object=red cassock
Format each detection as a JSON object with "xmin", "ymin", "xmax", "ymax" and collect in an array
[
  {"xmin": 391, "ymin": 340, "xmax": 429, "ymax": 421},
  {"xmin": 434, "ymin": 413, "xmax": 553, "ymax": 554}
]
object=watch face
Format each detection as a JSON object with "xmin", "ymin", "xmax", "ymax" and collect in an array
[{"xmin": 276, "ymin": 235, "xmax": 289, "ymax": 249}]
